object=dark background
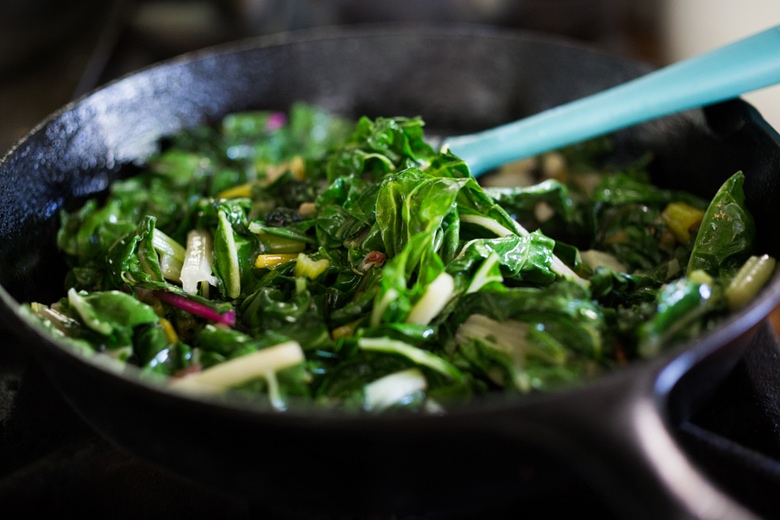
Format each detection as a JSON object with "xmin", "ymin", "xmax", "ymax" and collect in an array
[{"xmin": 0, "ymin": 0, "xmax": 662, "ymax": 155}]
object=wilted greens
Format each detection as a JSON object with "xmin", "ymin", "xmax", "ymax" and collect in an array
[{"xmin": 24, "ymin": 102, "xmax": 776, "ymax": 413}]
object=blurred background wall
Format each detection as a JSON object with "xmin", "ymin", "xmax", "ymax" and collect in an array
[
  {"xmin": 1, "ymin": 0, "xmax": 778, "ymax": 154},
  {"xmin": 660, "ymin": 0, "xmax": 780, "ymax": 130}
]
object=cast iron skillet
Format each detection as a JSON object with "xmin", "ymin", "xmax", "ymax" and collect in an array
[{"xmin": 1, "ymin": 25, "xmax": 780, "ymax": 519}]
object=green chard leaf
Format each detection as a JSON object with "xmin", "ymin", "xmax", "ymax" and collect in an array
[
  {"xmin": 687, "ymin": 171, "xmax": 755, "ymax": 277},
  {"xmin": 27, "ymin": 103, "xmax": 769, "ymax": 412}
]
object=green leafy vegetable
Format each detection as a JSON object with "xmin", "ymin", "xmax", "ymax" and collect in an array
[
  {"xmin": 23, "ymin": 103, "xmax": 775, "ymax": 413},
  {"xmin": 686, "ymin": 171, "xmax": 755, "ymax": 277}
]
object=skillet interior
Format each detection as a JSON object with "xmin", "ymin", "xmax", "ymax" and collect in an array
[{"xmin": 1, "ymin": 25, "xmax": 780, "ymax": 517}]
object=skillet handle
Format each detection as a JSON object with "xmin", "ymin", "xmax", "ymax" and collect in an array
[{"xmin": 483, "ymin": 353, "xmax": 761, "ymax": 519}]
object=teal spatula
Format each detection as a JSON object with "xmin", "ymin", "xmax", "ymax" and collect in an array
[{"xmin": 445, "ymin": 25, "xmax": 780, "ymax": 177}]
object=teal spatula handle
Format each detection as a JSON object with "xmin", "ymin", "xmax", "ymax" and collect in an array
[{"xmin": 445, "ymin": 25, "xmax": 780, "ymax": 177}]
